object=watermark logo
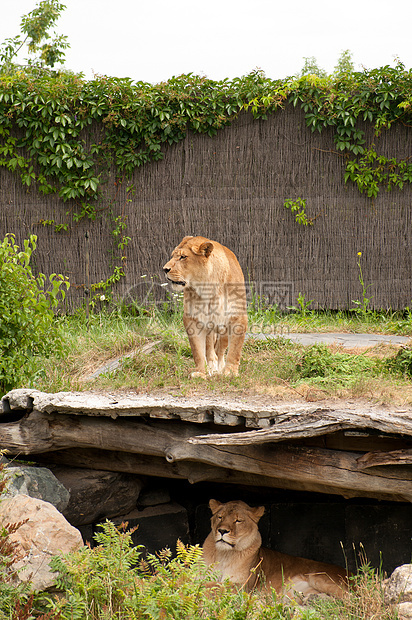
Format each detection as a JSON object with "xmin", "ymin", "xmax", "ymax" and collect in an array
[
  {"xmin": 246, "ymin": 281, "xmax": 294, "ymax": 311},
  {"xmin": 121, "ymin": 278, "xmax": 294, "ymax": 336}
]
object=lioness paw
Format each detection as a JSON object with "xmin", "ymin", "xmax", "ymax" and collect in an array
[
  {"xmin": 222, "ymin": 364, "xmax": 239, "ymax": 376},
  {"xmin": 191, "ymin": 370, "xmax": 207, "ymax": 379}
]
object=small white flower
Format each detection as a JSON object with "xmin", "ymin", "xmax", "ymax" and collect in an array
[
  {"xmin": 160, "ymin": 282, "xmax": 168, "ymax": 287},
  {"xmin": 141, "ymin": 274, "xmax": 147, "ymax": 278},
  {"xmin": 100, "ymin": 294, "xmax": 106, "ymax": 301}
]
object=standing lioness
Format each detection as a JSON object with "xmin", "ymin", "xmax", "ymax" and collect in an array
[
  {"xmin": 203, "ymin": 499, "xmax": 349, "ymax": 598},
  {"xmin": 163, "ymin": 236, "xmax": 247, "ymax": 377}
]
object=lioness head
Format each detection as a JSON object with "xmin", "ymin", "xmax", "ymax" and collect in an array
[
  {"xmin": 163, "ymin": 235, "xmax": 214, "ymax": 291},
  {"xmin": 209, "ymin": 499, "xmax": 265, "ymax": 553}
]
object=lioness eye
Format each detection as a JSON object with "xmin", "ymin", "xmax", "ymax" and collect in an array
[
  {"xmin": 179, "ymin": 255, "xmax": 187, "ymax": 260},
  {"xmin": 235, "ymin": 519, "xmax": 243, "ymax": 523}
]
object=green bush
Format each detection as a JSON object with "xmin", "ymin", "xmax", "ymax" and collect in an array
[
  {"xmin": 0, "ymin": 233, "xmax": 69, "ymax": 395},
  {"xmin": 384, "ymin": 345, "xmax": 412, "ymax": 378},
  {"xmin": 44, "ymin": 523, "xmax": 397, "ymax": 619},
  {"xmin": 47, "ymin": 522, "xmax": 297, "ymax": 620}
]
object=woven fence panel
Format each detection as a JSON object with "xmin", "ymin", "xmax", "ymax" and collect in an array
[{"xmin": 1, "ymin": 105, "xmax": 411, "ymax": 310}]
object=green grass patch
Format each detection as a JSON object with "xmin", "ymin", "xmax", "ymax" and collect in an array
[
  {"xmin": 383, "ymin": 346, "xmax": 412, "ymax": 379},
  {"xmin": 295, "ymin": 344, "xmax": 378, "ymax": 387},
  {"xmin": 4, "ymin": 301, "xmax": 411, "ymax": 405}
]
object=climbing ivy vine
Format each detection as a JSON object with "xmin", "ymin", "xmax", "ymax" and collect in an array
[
  {"xmin": 289, "ymin": 63, "xmax": 412, "ymax": 197},
  {"xmin": 344, "ymin": 146, "xmax": 412, "ymax": 197},
  {"xmin": 1, "ymin": 62, "xmax": 412, "ymax": 210},
  {"xmin": 283, "ymin": 198, "xmax": 313, "ymax": 226},
  {"xmin": 0, "ymin": 69, "xmax": 287, "ymax": 211}
]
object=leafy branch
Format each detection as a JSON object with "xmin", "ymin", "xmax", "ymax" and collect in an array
[{"xmin": 0, "ymin": 0, "xmax": 69, "ymax": 72}]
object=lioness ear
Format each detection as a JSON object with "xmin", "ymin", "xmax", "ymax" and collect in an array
[
  {"xmin": 249, "ymin": 505, "xmax": 265, "ymax": 523},
  {"xmin": 209, "ymin": 499, "xmax": 222, "ymax": 514},
  {"xmin": 198, "ymin": 241, "xmax": 214, "ymax": 257}
]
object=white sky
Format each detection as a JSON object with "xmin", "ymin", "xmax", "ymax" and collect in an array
[{"xmin": 1, "ymin": 0, "xmax": 412, "ymax": 83}]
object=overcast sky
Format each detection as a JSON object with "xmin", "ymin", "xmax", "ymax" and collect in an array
[{"xmin": 2, "ymin": 0, "xmax": 412, "ymax": 83}]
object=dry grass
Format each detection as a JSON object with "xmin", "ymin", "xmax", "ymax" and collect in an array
[
  {"xmin": 306, "ymin": 564, "xmax": 398, "ymax": 620},
  {"xmin": 27, "ymin": 307, "xmax": 412, "ymax": 409}
]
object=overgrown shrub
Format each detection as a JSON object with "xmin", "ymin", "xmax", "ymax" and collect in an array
[
  {"xmin": 0, "ymin": 233, "xmax": 69, "ymax": 395},
  {"xmin": 36, "ymin": 516, "xmax": 399, "ymax": 620},
  {"xmin": 47, "ymin": 523, "xmax": 230, "ymax": 619}
]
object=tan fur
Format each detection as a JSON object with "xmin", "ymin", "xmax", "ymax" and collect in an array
[
  {"xmin": 203, "ymin": 499, "xmax": 349, "ymax": 598},
  {"xmin": 163, "ymin": 236, "xmax": 247, "ymax": 377}
]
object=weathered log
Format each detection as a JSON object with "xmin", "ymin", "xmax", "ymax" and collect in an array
[
  {"xmin": 165, "ymin": 442, "xmax": 412, "ymax": 502},
  {"xmin": 5, "ymin": 412, "xmax": 412, "ymax": 502},
  {"xmin": 356, "ymin": 448, "xmax": 412, "ymax": 469},
  {"xmin": 34, "ymin": 448, "xmax": 411, "ymax": 502},
  {"xmin": 0, "ymin": 410, "xmax": 208, "ymax": 455},
  {"xmin": 187, "ymin": 408, "xmax": 412, "ymax": 445},
  {"xmin": 37, "ymin": 449, "xmax": 227, "ymax": 483}
]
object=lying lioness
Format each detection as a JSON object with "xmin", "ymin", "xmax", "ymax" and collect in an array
[
  {"xmin": 203, "ymin": 499, "xmax": 349, "ymax": 597},
  {"xmin": 163, "ymin": 236, "xmax": 247, "ymax": 377}
]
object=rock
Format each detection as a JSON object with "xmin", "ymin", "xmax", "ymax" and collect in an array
[
  {"xmin": 0, "ymin": 494, "xmax": 83, "ymax": 591},
  {"xmin": 397, "ymin": 602, "xmax": 412, "ymax": 620},
  {"xmin": 385, "ymin": 564, "xmax": 412, "ymax": 605},
  {"xmin": 51, "ymin": 467, "xmax": 143, "ymax": 526},
  {"xmin": 109, "ymin": 502, "xmax": 189, "ymax": 555},
  {"xmin": 137, "ymin": 486, "xmax": 171, "ymax": 507},
  {"xmin": 4, "ymin": 464, "xmax": 70, "ymax": 512}
]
